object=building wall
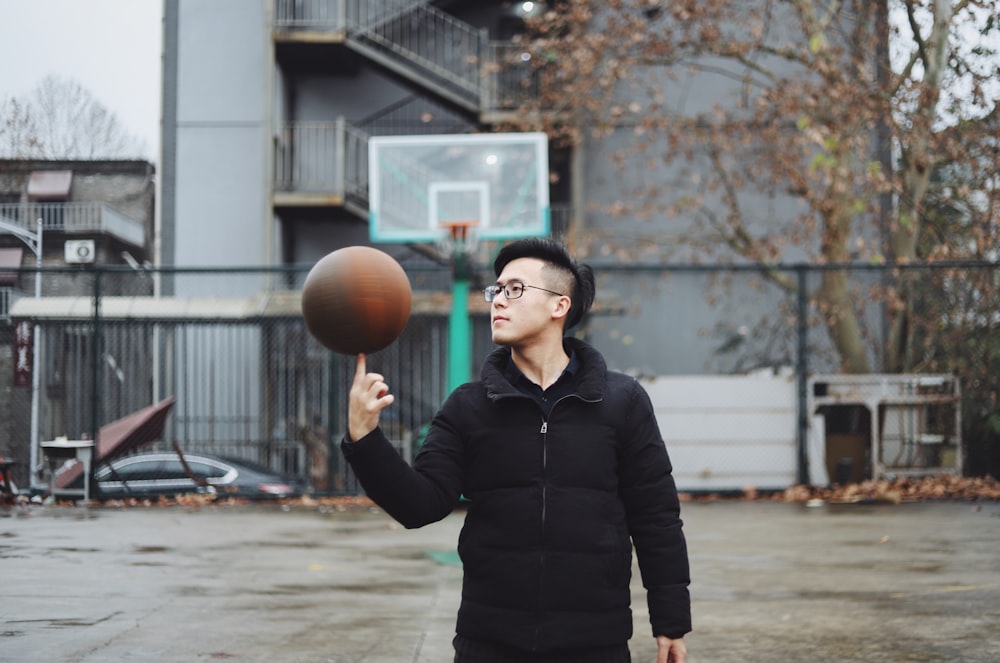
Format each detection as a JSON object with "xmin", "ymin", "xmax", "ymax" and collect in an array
[
  {"xmin": 69, "ymin": 165, "xmax": 155, "ymax": 234},
  {"xmin": 160, "ymin": 1, "xmax": 883, "ymax": 379},
  {"xmin": 293, "ymin": 69, "xmax": 412, "ymax": 123},
  {"xmin": 168, "ymin": 0, "xmax": 272, "ymax": 293},
  {"xmin": 0, "ymin": 159, "xmax": 155, "ymax": 274},
  {"xmin": 0, "ymin": 159, "xmax": 155, "ymax": 486},
  {"xmin": 564, "ymin": 4, "xmax": 884, "ymax": 376}
]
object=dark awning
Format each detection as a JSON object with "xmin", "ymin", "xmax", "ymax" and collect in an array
[
  {"xmin": 54, "ymin": 396, "xmax": 177, "ymax": 489},
  {"xmin": 0, "ymin": 247, "xmax": 24, "ymax": 285},
  {"xmin": 27, "ymin": 170, "xmax": 73, "ymax": 201}
]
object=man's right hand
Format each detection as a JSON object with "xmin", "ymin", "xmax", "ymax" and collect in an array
[{"xmin": 347, "ymin": 354, "xmax": 395, "ymax": 442}]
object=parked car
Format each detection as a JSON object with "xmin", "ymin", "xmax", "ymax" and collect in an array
[{"xmin": 84, "ymin": 452, "xmax": 301, "ymax": 501}]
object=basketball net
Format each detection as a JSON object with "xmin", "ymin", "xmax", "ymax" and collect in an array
[{"xmin": 437, "ymin": 220, "xmax": 479, "ymax": 259}]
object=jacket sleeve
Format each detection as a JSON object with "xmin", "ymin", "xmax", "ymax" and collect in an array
[
  {"xmin": 617, "ymin": 378, "xmax": 692, "ymax": 639},
  {"xmin": 340, "ymin": 393, "xmax": 466, "ymax": 529}
]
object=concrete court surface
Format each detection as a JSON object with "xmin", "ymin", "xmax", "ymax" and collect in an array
[{"xmin": 1, "ymin": 499, "xmax": 999, "ymax": 663}]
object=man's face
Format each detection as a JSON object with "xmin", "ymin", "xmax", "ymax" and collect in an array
[{"xmin": 490, "ymin": 257, "xmax": 567, "ymax": 347}]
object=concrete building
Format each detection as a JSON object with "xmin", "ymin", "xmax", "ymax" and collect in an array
[
  {"xmin": 2, "ymin": 1, "xmax": 909, "ymax": 494},
  {"xmin": 0, "ymin": 159, "xmax": 155, "ymax": 484},
  {"xmin": 160, "ymin": 0, "xmax": 556, "ymax": 291},
  {"xmin": 150, "ymin": 0, "xmax": 559, "ymax": 482},
  {"xmin": 160, "ymin": 0, "xmax": 877, "ymax": 376},
  {"xmin": 0, "ymin": 159, "xmax": 154, "ymax": 303}
]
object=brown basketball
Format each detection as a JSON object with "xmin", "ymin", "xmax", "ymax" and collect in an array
[{"xmin": 301, "ymin": 246, "xmax": 412, "ymax": 355}]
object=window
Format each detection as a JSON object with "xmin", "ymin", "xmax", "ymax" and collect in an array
[
  {"xmin": 160, "ymin": 459, "xmax": 193, "ymax": 480},
  {"xmin": 185, "ymin": 460, "xmax": 228, "ymax": 479},
  {"xmin": 106, "ymin": 459, "xmax": 164, "ymax": 481},
  {"xmin": 0, "ymin": 247, "xmax": 24, "ymax": 286}
]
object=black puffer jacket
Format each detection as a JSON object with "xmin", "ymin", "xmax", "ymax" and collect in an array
[{"xmin": 342, "ymin": 338, "xmax": 691, "ymax": 651}]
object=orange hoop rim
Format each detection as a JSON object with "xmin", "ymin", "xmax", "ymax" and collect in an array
[
  {"xmin": 438, "ymin": 219, "xmax": 479, "ymax": 239},
  {"xmin": 437, "ymin": 220, "xmax": 479, "ymax": 257}
]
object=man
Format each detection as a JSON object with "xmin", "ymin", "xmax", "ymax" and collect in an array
[{"xmin": 344, "ymin": 238, "xmax": 691, "ymax": 662}]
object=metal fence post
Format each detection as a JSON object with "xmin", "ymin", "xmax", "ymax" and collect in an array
[
  {"xmin": 328, "ymin": 350, "xmax": 342, "ymax": 492},
  {"xmin": 795, "ymin": 264, "xmax": 810, "ymax": 485},
  {"xmin": 89, "ymin": 267, "xmax": 103, "ymax": 500}
]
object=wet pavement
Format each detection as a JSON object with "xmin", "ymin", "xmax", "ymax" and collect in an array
[{"xmin": 2, "ymin": 499, "xmax": 999, "ymax": 662}]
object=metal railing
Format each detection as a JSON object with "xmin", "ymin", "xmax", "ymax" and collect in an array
[
  {"xmin": 274, "ymin": 0, "xmax": 345, "ymax": 27},
  {"xmin": 273, "ymin": 119, "xmax": 369, "ymax": 204},
  {"xmin": 273, "ymin": 0, "xmax": 536, "ymax": 112},
  {"xmin": 272, "ymin": 119, "xmax": 570, "ymax": 227},
  {"xmin": 0, "ymin": 202, "xmax": 146, "ymax": 248},
  {"xmin": 350, "ymin": 2, "xmax": 486, "ymax": 98},
  {"xmin": 273, "ymin": 0, "xmax": 428, "ymax": 29}
]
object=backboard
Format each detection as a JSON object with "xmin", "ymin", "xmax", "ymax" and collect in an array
[{"xmin": 368, "ymin": 132, "xmax": 550, "ymax": 244}]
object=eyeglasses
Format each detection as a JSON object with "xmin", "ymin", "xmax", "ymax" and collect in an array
[{"xmin": 484, "ymin": 280, "xmax": 565, "ymax": 302}]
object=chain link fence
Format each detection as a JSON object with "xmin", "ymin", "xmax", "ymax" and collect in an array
[{"xmin": 2, "ymin": 260, "xmax": 998, "ymax": 494}]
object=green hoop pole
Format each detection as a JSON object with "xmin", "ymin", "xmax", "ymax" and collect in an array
[{"xmin": 448, "ymin": 274, "xmax": 471, "ymax": 393}]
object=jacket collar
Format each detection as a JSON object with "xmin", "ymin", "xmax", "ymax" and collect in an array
[{"xmin": 481, "ymin": 337, "xmax": 606, "ymax": 402}]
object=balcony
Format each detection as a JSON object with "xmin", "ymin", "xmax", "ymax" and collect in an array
[
  {"xmin": 272, "ymin": 119, "xmax": 573, "ymax": 233},
  {"xmin": 272, "ymin": 119, "xmax": 369, "ymax": 215},
  {"xmin": 272, "ymin": 0, "xmax": 538, "ymax": 117},
  {"xmin": 0, "ymin": 202, "xmax": 146, "ymax": 249}
]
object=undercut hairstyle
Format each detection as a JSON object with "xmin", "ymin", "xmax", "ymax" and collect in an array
[{"xmin": 493, "ymin": 238, "xmax": 596, "ymax": 330}]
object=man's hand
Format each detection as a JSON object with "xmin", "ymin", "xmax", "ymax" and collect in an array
[
  {"xmin": 347, "ymin": 354, "xmax": 394, "ymax": 442},
  {"xmin": 656, "ymin": 635, "xmax": 686, "ymax": 663}
]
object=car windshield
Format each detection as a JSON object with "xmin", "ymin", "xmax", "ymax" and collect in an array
[{"xmin": 100, "ymin": 459, "xmax": 163, "ymax": 480}]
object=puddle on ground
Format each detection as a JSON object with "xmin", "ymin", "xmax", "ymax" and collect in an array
[
  {"xmin": 7, "ymin": 612, "xmax": 122, "ymax": 628},
  {"xmin": 133, "ymin": 545, "xmax": 171, "ymax": 554},
  {"xmin": 253, "ymin": 539, "xmax": 322, "ymax": 550}
]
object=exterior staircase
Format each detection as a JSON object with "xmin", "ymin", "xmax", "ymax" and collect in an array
[
  {"xmin": 274, "ymin": 0, "xmax": 533, "ymax": 115},
  {"xmin": 272, "ymin": 0, "xmax": 537, "ymax": 214},
  {"xmin": 347, "ymin": 1, "xmax": 486, "ymax": 112}
]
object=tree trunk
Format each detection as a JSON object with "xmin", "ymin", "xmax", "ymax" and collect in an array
[
  {"xmin": 817, "ymin": 269, "xmax": 871, "ymax": 373},
  {"xmin": 884, "ymin": 0, "xmax": 951, "ymax": 372}
]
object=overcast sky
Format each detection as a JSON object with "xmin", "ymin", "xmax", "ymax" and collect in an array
[
  {"xmin": 0, "ymin": 0, "xmax": 163, "ymax": 161},
  {"xmin": 0, "ymin": 1, "xmax": 993, "ymax": 165}
]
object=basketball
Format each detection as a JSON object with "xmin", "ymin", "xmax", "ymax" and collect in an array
[{"xmin": 301, "ymin": 246, "xmax": 412, "ymax": 355}]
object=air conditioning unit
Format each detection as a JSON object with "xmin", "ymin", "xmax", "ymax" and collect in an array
[{"xmin": 65, "ymin": 240, "xmax": 96, "ymax": 264}]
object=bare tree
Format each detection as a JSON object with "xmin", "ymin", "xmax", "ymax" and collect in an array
[
  {"xmin": 0, "ymin": 75, "xmax": 146, "ymax": 159},
  {"xmin": 506, "ymin": 0, "xmax": 998, "ymax": 375},
  {"xmin": 0, "ymin": 97, "xmax": 42, "ymax": 158}
]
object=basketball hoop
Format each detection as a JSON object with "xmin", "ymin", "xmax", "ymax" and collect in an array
[{"xmin": 437, "ymin": 220, "xmax": 479, "ymax": 258}]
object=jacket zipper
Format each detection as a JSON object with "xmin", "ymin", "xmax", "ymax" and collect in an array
[
  {"xmin": 533, "ymin": 395, "xmax": 597, "ymax": 650},
  {"xmin": 534, "ymin": 416, "xmax": 548, "ymax": 648}
]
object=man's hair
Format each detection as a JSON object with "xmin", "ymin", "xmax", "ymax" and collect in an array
[{"xmin": 493, "ymin": 237, "xmax": 595, "ymax": 330}]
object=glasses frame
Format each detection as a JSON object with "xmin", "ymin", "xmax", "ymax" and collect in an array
[{"xmin": 484, "ymin": 280, "xmax": 565, "ymax": 302}]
